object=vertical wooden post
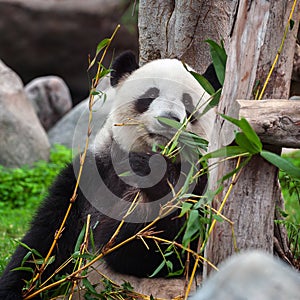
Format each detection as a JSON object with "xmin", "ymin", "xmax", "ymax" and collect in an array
[{"xmin": 204, "ymin": 0, "xmax": 299, "ymax": 276}]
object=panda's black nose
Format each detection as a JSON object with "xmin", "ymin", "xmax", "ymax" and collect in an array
[{"xmin": 158, "ymin": 112, "xmax": 181, "ymax": 125}]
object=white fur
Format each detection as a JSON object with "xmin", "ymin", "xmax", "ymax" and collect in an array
[{"xmin": 93, "ymin": 58, "xmax": 215, "ymax": 154}]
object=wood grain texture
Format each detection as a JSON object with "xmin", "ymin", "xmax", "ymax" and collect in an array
[
  {"xmin": 238, "ymin": 99, "xmax": 300, "ymax": 148},
  {"xmin": 138, "ymin": 0, "xmax": 235, "ymax": 72},
  {"xmin": 205, "ymin": 0, "xmax": 299, "ymax": 276}
]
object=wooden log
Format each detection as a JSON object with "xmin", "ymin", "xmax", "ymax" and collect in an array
[{"xmin": 237, "ymin": 99, "xmax": 300, "ymax": 148}]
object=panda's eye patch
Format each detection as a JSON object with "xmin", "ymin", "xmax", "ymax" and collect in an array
[
  {"xmin": 135, "ymin": 87, "xmax": 159, "ymax": 113},
  {"xmin": 182, "ymin": 93, "xmax": 197, "ymax": 123}
]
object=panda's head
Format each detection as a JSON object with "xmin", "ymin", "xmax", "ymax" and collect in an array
[{"xmin": 97, "ymin": 51, "xmax": 216, "ymax": 154}]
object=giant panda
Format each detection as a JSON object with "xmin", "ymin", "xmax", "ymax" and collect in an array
[{"xmin": 0, "ymin": 51, "xmax": 220, "ymax": 300}]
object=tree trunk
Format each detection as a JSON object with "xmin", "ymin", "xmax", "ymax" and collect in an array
[
  {"xmin": 138, "ymin": 0, "xmax": 299, "ymax": 278},
  {"xmin": 205, "ymin": 0, "xmax": 299, "ymax": 276},
  {"xmin": 138, "ymin": 0, "xmax": 235, "ymax": 72}
]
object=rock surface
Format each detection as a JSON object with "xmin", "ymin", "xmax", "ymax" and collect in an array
[
  {"xmin": 48, "ymin": 76, "xmax": 112, "ymax": 150},
  {"xmin": 0, "ymin": 0, "xmax": 138, "ymax": 104},
  {"xmin": 25, "ymin": 76, "xmax": 72, "ymax": 131},
  {"xmin": 0, "ymin": 60, "xmax": 50, "ymax": 167},
  {"xmin": 191, "ymin": 251, "xmax": 300, "ymax": 300}
]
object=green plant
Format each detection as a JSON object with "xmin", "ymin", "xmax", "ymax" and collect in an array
[
  {"xmin": 0, "ymin": 145, "xmax": 72, "ymax": 275},
  {"xmin": 0, "ymin": 208, "xmax": 33, "ymax": 274},
  {"xmin": 278, "ymin": 150, "xmax": 300, "ymax": 259},
  {"xmin": 0, "ymin": 144, "xmax": 72, "ymax": 210}
]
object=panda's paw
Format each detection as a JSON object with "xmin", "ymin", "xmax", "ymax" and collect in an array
[
  {"xmin": 128, "ymin": 151, "xmax": 176, "ymax": 177},
  {"xmin": 126, "ymin": 151, "xmax": 180, "ymax": 199}
]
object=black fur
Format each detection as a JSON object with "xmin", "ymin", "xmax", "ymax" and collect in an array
[
  {"xmin": 135, "ymin": 87, "xmax": 160, "ymax": 113},
  {"xmin": 0, "ymin": 148, "xmax": 206, "ymax": 299},
  {"xmin": 110, "ymin": 51, "xmax": 139, "ymax": 86}
]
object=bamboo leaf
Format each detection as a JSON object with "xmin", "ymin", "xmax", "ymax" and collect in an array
[
  {"xmin": 235, "ymin": 132, "xmax": 260, "ymax": 154},
  {"xmin": 261, "ymin": 151, "xmax": 300, "ymax": 179},
  {"xmin": 168, "ymin": 268, "xmax": 184, "ymax": 277},
  {"xmin": 201, "ymin": 89, "xmax": 221, "ymax": 115},
  {"xmin": 82, "ymin": 277, "xmax": 99, "ymax": 296},
  {"xmin": 202, "ymin": 145, "xmax": 249, "ymax": 160},
  {"xmin": 212, "ymin": 214, "xmax": 224, "ymax": 222},
  {"xmin": 238, "ymin": 118, "xmax": 262, "ymax": 152},
  {"xmin": 220, "ymin": 156, "xmax": 252, "ymax": 183},
  {"xmin": 195, "ymin": 185, "xmax": 224, "ymax": 208},
  {"xmin": 87, "ymin": 38, "xmax": 110, "ymax": 71},
  {"xmin": 15, "ymin": 240, "xmax": 43, "ymax": 258},
  {"xmin": 182, "ymin": 209, "xmax": 200, "ymax": 247},
  {"xmin": 74, "ymin": 223, "xmax": 86, "ymax": 252},
  {"xmin": 190, "ymin": 71, "xmax": 215, "ymax": 95},
  {"xmin": 21, "ymin": 251, "xmax": 33, "ymax": 266},
  {"xmin": 12, "ymin": 267, "xmax": 34, "ymax": 273},
  {"xmin": 205, "ymin": 39, "xmax": 227, "ymax": 85},
  {"xmin": 166, "ymin": 260, "xmax": 173, "ymax": 271},
  {"xmin": 149, "ymin": 260, "xmax": 166, "ymax": 278},
  {"xmin": 156, "ymin": 117, "xmax": 182, "ymax": 130},
  {"xmin": 221, "ymin": 115, "xmax": 262, "ymax": 153},
  {"xmin": 179, "ymin": 202, "xmax": 193, "ymax": 217}
]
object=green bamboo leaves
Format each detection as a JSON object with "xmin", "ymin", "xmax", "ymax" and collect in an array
[{"xmin": 205, "ymin": 114, "xmax": 300, "ymax": 179}]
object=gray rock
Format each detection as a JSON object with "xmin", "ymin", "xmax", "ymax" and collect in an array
[
  {"xmin": 0, "ymin": 60, "xmax": 50, "ymax": 167},
  {"xmin": 48, "ymin": 77, "xmax": 113, "ymax": 149},
  {"xmin": 191, "ymin": 251, "xmax": 300, "ymax": 300},
  {"xmin": 0, "ymin": 0, "xmax": 138, "ymax": 103},
  {"xmin": 25, "ymin": 76, "xmax": 72, "ymax": 131}
]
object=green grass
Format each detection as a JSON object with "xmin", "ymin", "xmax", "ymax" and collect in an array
[
  {"xmin": 0, "ymin": 145, "xmax": 72, "ymax": 274},
  {"xmin": 0, "ymin": 208, "xmax": 33, "ymax": 272}
]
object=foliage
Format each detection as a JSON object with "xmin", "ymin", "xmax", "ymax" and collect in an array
[
  {"xmin": 203, "ymin": 114, "xmax": 300, "ymax": 179},
  {"xmin": 0, "ymin": 208, "xmax": 33, "ymax": 274},
  {"xmin": 121, "ymin": 0, "xmax": 138, "ymax": 34},
  {"xmin": 0, "ymin": 145, "xmax": 72, "ymax": 274},
  {"xmin": 280, "ymin": 151, "xmax": 300, "ymax": 202},
  {"xmin": 0, "ymin": 144, "xmax": 72, "ymax": 210},
  {"xmin": 278, "ymin": 150, "xmax": 300, "ymax": 258},
  {"xmin": 189, "ymin": 39, "xmax": 226, "ymax": 116}
]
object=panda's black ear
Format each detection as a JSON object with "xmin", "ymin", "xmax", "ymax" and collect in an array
[
  {"xmin": 202, "ymin": 64, "xmax": 222, "ymax": 91},
  {"xmin": 110, "ymin": 51, "xmax": 139, "ymax": 87}
]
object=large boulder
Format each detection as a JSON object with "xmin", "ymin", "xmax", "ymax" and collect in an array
[
  {"xmin": 48, "ymin": 76, "xmax": 112, "ymax": 150},
  {"xmin": 0, "ymin": 60, "xmax": 50, "ymax": 167},
  {"xmin": 0, "ymin": 0, "xmax": 138, "ymax": 104},
  {"xmin": 25, "ymin": 76, "xmax": 72, "ymax": 131}
]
